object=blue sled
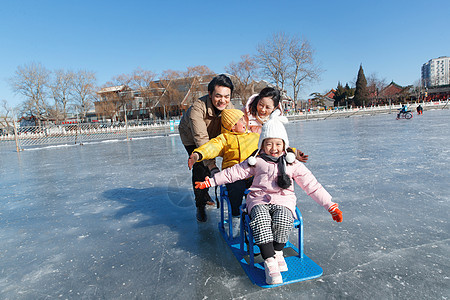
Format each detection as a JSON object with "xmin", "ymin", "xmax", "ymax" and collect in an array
[{"xmin": 218, "ymin": 186, "xmax": 323, "ymax": 288}]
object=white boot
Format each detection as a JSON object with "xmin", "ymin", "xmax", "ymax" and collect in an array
[
  {"xmin": 232, "ymin": 216, "xmax": 240, "ymax": 238},
  {"xmin": 264, "ymin": 257, "xmax": 283, "ymax": 285},
  {"xmin": 275, "ymin": 250, "xmax": 288, "ymax": 272}
]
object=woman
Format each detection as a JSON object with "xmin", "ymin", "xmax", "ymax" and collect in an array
[
  {"xmin": 244, "ymin": 87, "xmax": 283, "ymax": 134},
  {"xmin": 244, "ymin": 87, "xmax": 308, "ymax": 162}
]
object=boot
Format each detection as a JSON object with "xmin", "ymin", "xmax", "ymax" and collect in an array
[
  {"xmin": 264, "ymin": 257, "xmax": 282, "ymax": 285},
  {"xmin": 196, "ymin": 206, "xmax": 207, "ymax": 222},
  {"xmin": 275, "ymin": 250, "xmax": 288, "ymax": 272},
  {"xmin": 205, "ymin": 193, "xmax": 215, "ymax": 206}
]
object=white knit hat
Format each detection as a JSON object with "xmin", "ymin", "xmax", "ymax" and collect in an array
[
  {"xmin": 248, "ymin": 110, "xmax": 295, "ymax": 166},
  {"xmin": 258, "ymin": 109, "xmax": 289, "ymax": 150}
]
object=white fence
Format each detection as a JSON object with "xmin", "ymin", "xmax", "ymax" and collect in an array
[
  {"xmin": 1, "ymin": 120, "xmax": 179, "ymax": 151},
  {"xmin": 286, "ymin": 101, "xmax": 448, "ymax": 121}
]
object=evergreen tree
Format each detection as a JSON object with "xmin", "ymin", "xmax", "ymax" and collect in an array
[
  {"xmin": 353, "ymin": 64, "xmax": 368, "ymax": 107},
  {"xmin": 333, "ymin": 82, "xmax": 355, "ymax": 107},
  {"xmin": 333, "ymin": 82, "xmax": 346, "ymax": 106},
  {"xmin": 345, "ymin": 83, "xmax": 354, "ymax": 97}
]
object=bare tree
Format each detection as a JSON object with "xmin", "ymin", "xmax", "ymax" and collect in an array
[
  {"xmin": 0, "ymin": 100, "xmax": 13, "ymax": 131},
  {"xmin": 129, "ymin": 68, "xmax": 158, "ymax": 117},
  {"xmin": 94, "ymin": 98, "xmax": 117, "ymax": 122},
  {"xmin": 366, "ymin": 72, "xmax": 387, "ymax": 105},
  {"xmin": 182, "ymin": 65, "xmax": 214, "ymax": 107},
  {"xmin": 288, "ymin": 37, "xmax": 321, "ymax": 110},
  {"xmin": 158, "ymin": 70, "xmax": 183, "ymax": 119},
  {"xmin": 49, "ymin": 69, "xmax": 75, "ymax": 122},
  {"xmin": 256, "ymin": 32, "xmax": 290, "ymax": 92},
  {"xmin": 72, "ymin": 70, "xmax": 97, "ymax": 122},
  {"xmin": 225, "ymin": 55, "xmax": 259, "ymax": 105},
  {"xmin": 256, "ymin": 32, "xmax": 321, "ymax": 109},
  {"xmin": 9, "ymin": 62, "xmax": 50, "ymax": 126}
]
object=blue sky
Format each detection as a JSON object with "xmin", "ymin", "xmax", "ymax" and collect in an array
[{"xmin": 1, "ymin": 0, "xmax": 449, "ymax": 107}]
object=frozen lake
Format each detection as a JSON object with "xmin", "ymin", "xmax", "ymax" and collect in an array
[{"xmin": 1, "ymin": 109, "xmax": 449, "ymax": 299}]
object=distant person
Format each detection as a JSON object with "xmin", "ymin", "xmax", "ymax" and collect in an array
[
  {"xmin": 397, "ymin": 104, "xmax": 408, "ymax": 118},
  {"xmin": 178, "ymin": 74, "xmax": 234, "ymax": 222},
  {"xmin": 417, "ymin": 104, "xmax": 423, "ymax": 115},
  {"xmin": 244, "ymin": 87, "xmax": 308, "ymax": 162},
  {"xmin": 194, "ymin": 111, "xmax": 343, "ymax": 285}
]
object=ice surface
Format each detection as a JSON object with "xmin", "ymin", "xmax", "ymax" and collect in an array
[{"xmin": 1, "ymin": 110, "xmax": 449, "ymax": 299}]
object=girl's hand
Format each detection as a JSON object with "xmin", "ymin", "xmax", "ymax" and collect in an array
[
  {"xmin": 194, "ymin": 177, "xmax": 211, "ymax": 189},
  {"xmin": 328, "ymin": 203, "xmax": 343, "ymax": 222}
]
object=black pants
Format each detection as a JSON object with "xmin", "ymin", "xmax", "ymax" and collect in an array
[
  {"xmin": 184, "ymin": 145, "xmax": 211, "ymax": 208},
  {"xmin": 226, "ymin": 177, "xmax": 253, "ymax": 217}
]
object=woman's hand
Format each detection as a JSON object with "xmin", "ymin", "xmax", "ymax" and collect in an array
[{"xmin": 296, "ymin": 149, "xmax": 309, "ymax": 163}]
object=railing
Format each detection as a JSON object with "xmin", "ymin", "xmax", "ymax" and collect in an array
[
  {"xmin": 286, "ymin": 100, "xmax": 449, "ymax": 120},
  {"xmin": 0, "ymin": 120, "xmax": 179, "ymax": 151}
]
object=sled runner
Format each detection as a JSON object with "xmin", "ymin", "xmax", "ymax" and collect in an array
[{"xmin": 218, "ymin": 185, "xmax": 323, "ymax": 288}]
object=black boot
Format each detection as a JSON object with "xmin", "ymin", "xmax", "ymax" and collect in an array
[{"xmin": 196, "ymin": 206, "xmax": 207, "ymax": 222}]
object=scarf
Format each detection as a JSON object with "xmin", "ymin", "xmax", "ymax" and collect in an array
[
  {"xmin": 259, "ymin": 153, "xmax": 292, "ymax": 189},
  {"xmin": 256, "ymin": 114, "xmax": 270, "ymax": 125}
]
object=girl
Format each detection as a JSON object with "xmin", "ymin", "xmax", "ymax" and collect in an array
[{"xmin": 195, "ymin": 111, "xmax": 343, "ymax": 285}]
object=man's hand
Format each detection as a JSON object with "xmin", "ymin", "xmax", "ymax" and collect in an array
[
  {"xmin": 188, "ymin": 152, "xmax": 200, "ymax": 170},
  {"xmin": 194, "ymin": 177, "xmax": 212, "ymax": 190}
]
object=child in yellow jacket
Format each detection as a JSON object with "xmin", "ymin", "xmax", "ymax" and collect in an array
[{"xmin": 188, "ymin": 109, "xmax": 258, "ymax": 221}]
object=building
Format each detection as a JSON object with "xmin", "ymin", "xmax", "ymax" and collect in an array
[
  {"xmin": 376, "ymin": 81, "xmax": 411, "ymax": 105},
  {"xmin": 421, "ymin": 56, "xmax": 450, "ymax": 88}
]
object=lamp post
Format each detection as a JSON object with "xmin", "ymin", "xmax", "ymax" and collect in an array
[{"xmin": 124, "ymin": 103, "xmax": 129, "ymax": 141}]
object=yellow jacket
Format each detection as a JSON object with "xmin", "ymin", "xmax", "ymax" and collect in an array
[{"xmin": 194, "ymin": 128, "xmax": 259, "ymax": 170}]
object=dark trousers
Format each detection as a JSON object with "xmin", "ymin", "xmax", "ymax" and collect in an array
[
  {"xmin": 184, "ymin": 145, "xmax": 211, "ymax": 208},
  {"xmin": 226, "ymin": 177, "xmax": 253, "ymax": 217},
  {"xmin": 259, "ymin": 241, "xmax": 286, "ymax": 260}
]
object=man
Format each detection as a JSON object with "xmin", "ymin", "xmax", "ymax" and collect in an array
[{"xmin": 178, "ymin": 74, "xmax": 234, "ymax": 222}]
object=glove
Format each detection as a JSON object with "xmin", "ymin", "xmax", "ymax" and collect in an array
[
  {"xmin": 210, "ymin": 167, "xmax": 220, "ymax": 177},
  {"xmin": 328, "ymin": 203, "xmax": 343, "ymax": 222},
  {"xmin": 194, "ymin": 177, "xmax": 212, "ymax": 190}
]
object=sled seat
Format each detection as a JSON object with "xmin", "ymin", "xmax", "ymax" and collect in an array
[{"xmin": 218, "ymin": 185, "xmax": 323, "ymax": 288}]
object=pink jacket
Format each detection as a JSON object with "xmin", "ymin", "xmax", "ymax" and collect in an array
[{"xmin": 211, "ymin": 156, "xmax": 334, "ymax": 217}]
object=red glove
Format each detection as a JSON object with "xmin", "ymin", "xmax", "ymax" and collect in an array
[
  {"xmin": 194, "ymin": 177, "xmax": 212, "ymax": 190},
  {"xmin": 328, "ymin": 203, "xmax": 343, "ymax": 222}
]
